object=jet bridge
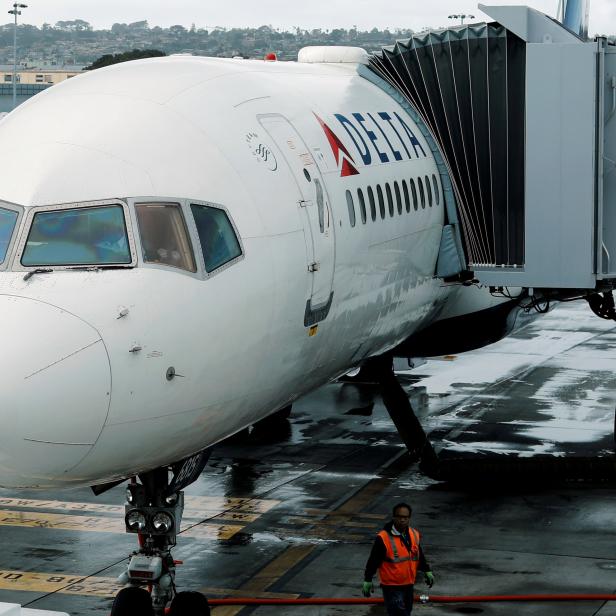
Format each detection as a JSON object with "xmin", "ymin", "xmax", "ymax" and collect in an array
[{"xmin": 369, "ymin": 4, "xmax": 616, "ymax": 293}]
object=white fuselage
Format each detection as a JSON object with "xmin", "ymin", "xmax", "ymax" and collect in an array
[{"xmin": 0, "ymin": 56, "xmax": 471, "ymax": 488}]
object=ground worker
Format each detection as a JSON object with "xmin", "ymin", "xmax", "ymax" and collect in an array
[{"xmin": 362, "ymin": 502, "xmax": 434, "ymax": 615}]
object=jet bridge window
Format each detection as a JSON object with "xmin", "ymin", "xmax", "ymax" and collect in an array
[
  {"xmin": 21, "ymin": 205, "xmax": 131, "ymax": 266},
  {"xmin": 191, "ymin": 204, "xmax": 242, "ymax": 272},
  {"xmin": 135, "ymin": 203, "xmax": 196, "ymax": 272},
  {"xmin": 0, "ymin": 207, "xmax": 18, "ymax": 264}
]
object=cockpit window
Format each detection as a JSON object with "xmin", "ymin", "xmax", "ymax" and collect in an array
[
  {"xmin": 190, "ymin": 204, "xmax": 242, "ymax": 272},
  {"xmin": 0, "ymin": 207, "xmax": 18, "ymax": 264},
  {"xmin": 135, "ymin": 203, "xmax": 196, "ymax": 272},
  {"xmin": 21, "ymin": 205, "xmax": 131, "ymax": 267}
]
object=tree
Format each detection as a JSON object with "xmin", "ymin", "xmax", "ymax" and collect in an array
[
  {"xmin": 111, "ymin": 23, "xmax": 128, "ymax": 34},
  {"xmin": 55, "ymin": 19, "xmax": 92, "ymax": 32},
  {"xmin": 85, "ymin": 49, "xmax": 166, "ymax": 70}
]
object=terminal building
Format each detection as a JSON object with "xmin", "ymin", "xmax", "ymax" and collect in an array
[{"xmin": 0, "ymin": 65, "xmax": 82, "ymax": 96}]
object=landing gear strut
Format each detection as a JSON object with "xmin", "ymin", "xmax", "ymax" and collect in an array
[
  {"xmin": 117, "ymin": 450, "xmax": 211, "ymax": 615},
  {"xmin": 119, "ymin": 469, "xmax": 183, "ymax": 614},
  {"xmin": 368, "ymin": 354, "xmax": 438, "ymax": 473}
]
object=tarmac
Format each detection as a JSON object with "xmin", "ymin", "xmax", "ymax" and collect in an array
[{"xmin": 0, "ymin": 302, "xmax": 616, "ymax": 615}]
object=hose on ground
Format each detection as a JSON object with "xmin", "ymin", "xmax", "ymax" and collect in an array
[{"xmin": 203, "ymin": 594, "xmax": 616, "ymax": 606}]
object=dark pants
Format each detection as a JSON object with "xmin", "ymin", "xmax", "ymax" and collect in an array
[{"xmin": 382, "ymin": 585, "xmax": 414, "ymax": 616}]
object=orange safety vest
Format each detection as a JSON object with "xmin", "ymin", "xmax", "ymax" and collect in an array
[{"xmin": 377, "ymin": 527, "xmax": 421, "ymax": 586}]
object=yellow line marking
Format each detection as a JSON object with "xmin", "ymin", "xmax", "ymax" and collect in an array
[
  {"xmin": 0, "ymin": 496, "xmax": 279, "ymax": 519},
  {"xmin": 186, "ymin": 496, "xmax": 280, "ymax": 514},
  {"xmin": 304, "ymin": 508, "xmax": 385, "ymax": 519},
  {"xmin": 209, "ymin": 477, "xmax": 395, "ymax": 614},
  {"xmin": 241, "ymin": 545, "xmax": 315, "ymax": 592},
  {"xmin": 0, "ymin": 570, "xmax": 119, "ymax": 597},
  {"xmin": 209, "ymin": 512, "xmax": 260, "ymax": 523},
  {"xmin": 287, "ymin": 516, "xmax": 378, "ymax": 528},
  {"xmin": 201, "ymin": 588, "xmax": 299, "ymax": 600},
  {"xmin": 0, "ymin": 498, "xmax": 124, "ymax": 515},
  {"xmin": 183, "ymin": 524, "xmax": 245, "ymax": 541},
  {"xmin": 0, "ymin": 510, "xmax": 243, "ymax": 540},
  {"xmin": 0, "ymin": 570, "xmax": 298, "ymax": 600},
  {"xmin": 210, "ymin": 545, "xmax": 315, "ymax": 616}
]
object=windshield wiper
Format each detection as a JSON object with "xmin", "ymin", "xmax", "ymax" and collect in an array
[
  {"xmin": 23, "ymin": 268, "xmax": 53, "ymax": 281},
  {"xmin": 67, "ymin": 266, "xmax": 101, "ymax": 272}
]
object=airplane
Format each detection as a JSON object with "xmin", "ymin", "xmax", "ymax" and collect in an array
[
  {"xmin": 0, "ymin": 0, "xmax": 598, "ymax": 610},
  {"xmin": 0, "ymin": 43, "xmax": 520, "ymax": 491}
]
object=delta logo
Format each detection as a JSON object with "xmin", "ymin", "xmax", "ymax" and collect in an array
[
  {"xmin": 314, "ymin": 113, "xmax": 360, "ymax": 177},
  {"xmin": 314, "ymin": 111, "xmax": 427, "ymax": 178}
]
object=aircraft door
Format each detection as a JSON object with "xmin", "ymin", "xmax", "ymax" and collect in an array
[{"xmin": 258, "ymin": 114, "xmax": 335, "ymax": 323}]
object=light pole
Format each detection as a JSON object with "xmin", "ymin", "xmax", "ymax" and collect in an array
[
  {"xmin": 8, "ymin": 2, "xmax": 27, "ymax": 110},
  {"xmin": 448, "ymin": 13, "xmax": 475, "ymax": 25}
]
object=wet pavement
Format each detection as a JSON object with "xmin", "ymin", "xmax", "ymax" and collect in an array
[{"xmin": 1, "ymin": 303, "xmax": 616, "ymax": 615}]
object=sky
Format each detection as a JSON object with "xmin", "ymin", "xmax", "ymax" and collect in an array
[{"xmin": 10, "ymin": 0, "xmax": 616, "ymax": 36}]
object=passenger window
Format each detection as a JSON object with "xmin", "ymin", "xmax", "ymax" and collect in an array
[
  {"xmin": 368, "ymin": 186, "xmax": 376, "ymax": 221},
  {"xmin": 0, "ymin": 207, "xmax": 18, "ymax": 264},
  {"xmin": 357, "ymin": 188, "xmax": 367, "ymax": 224},
  {"xmin": 402, "ymin": 180, "xmax": 410, "ymax": 213},
  {"xmin": 191, "ymin": 204, "xmax": 242, "ymax": 272},
  {"xmin": 410, "ymin": 179, "xmax": 418, "ymax": 211},
  {"xmin": 315, "ymin": 178, "xmax": 326, "ymax": 233},
  {"xmin": 135, "ymin": 203, "xmax": 196, "ymax": 272},
  {"xmin": 425, "ymin": 175, "xmax": 433, "ymax": 207},
  {"xmin": 432, "ymin": 174, "xmax": 440, "ymax": 205},
  {"xmin": 377, "ymin": 185, "xmax": 385, "ymax": 219},
  {"xmin": 418, "ymin": 178, "xmax": 426, "ymax": 209},
  {"xmin": 394, "ymin": 181, "xmax": 402, "ymax": 215},
  {"xmin": 346, "ymin": 190, "xmax": 356, "ymax": 228},
  {"xmin": 386, "ymin": 183, "xmax": 394, "ymax": 217},
  {"xmin": 22, "ymin": 205, "xmax": 131, "ymax": 267}
]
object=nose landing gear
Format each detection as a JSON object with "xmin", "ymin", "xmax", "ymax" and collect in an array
[
  {"xmin": 114, "ymin": 450, "xmax": 210, "ymax": 615},
  {"xmin": 118, "ymin": 469, "xmax": 184, "ymax": 615}
]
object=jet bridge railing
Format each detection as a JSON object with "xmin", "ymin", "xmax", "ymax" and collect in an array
[{"xmin": 369, "ymin": 5, "xmax": 616, "ymax": 291}]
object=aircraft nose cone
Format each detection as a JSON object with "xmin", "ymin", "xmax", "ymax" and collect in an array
[{"xmin": 0, "ymin": 295, "xmax": 111, "ymax": 486}]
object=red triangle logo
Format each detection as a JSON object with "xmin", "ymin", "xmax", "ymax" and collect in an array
[
  {"xmin": 314, "ymin": 113, "xmax": 360, "ymax": 177},
  {"xmin": 340, "ymin": 158, "xmax": 360, "ymax": 177}
]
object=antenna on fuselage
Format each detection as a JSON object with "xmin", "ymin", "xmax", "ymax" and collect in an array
[{"xmin": 557, "ymin": 0, "xmax": 590, "ymax": 39}]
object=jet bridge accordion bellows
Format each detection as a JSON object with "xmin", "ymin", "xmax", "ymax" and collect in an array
[{"xmin": 370, "ymin": 24, "xmax": 526, "ymax": 269}]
